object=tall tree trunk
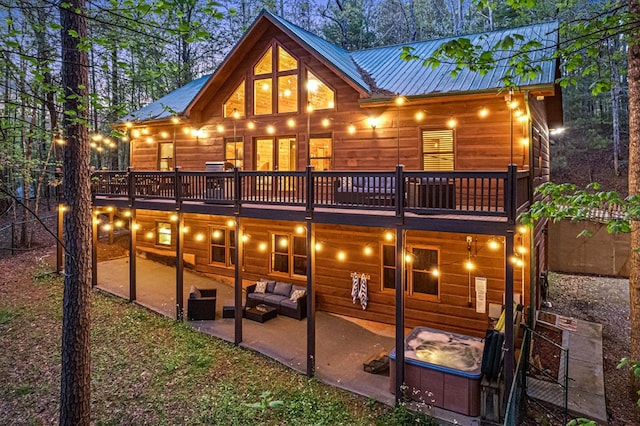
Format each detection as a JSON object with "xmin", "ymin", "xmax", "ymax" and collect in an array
[
  {"xmin": 610, "ymin": 39, "xmax": 622, "ymax": 176},
  {"xmin": 59, "ymin": 0, "xmax": 92, "ymax": 424},
  {"xmin": 109, "ymin": 44, "xmax": 120, "ymax": 170},
  {"xmin": 628, "ymin": 0, "xmax": 640, "ymax": 392}
]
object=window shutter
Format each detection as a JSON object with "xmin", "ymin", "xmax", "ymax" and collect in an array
[{"xmin": 422, "ymin": 130, "xmax": 454, "ymax": 171}]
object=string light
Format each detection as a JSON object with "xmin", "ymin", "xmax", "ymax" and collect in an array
[
  {"xmin": 259, "ymin": 242, "xmax": 267, "ymax": 252},
  {"xmin": 384, "ymin": 231, "xmax": 394, "ymax": 241},
  {"xmin": 170, "ymin": 214, "xmax": 178, "ymax": 222},
  {"xmin": 337, "ymin": 251, "xmax": 346, "ymax": 261},
  {"xmin": 114, "ymin": 220, "xmax": 124, "ymax": 228},
  {"xmin": 488, "ymin": 237, "xmax": 500, "ymax": 251},
  {"xmin": 431, "ymin": 268, "xmax": 440, "ymax": 277},
  {"xmin": 415, "ymin": 111, "xmax": 425, "ymax": 121},
  {"xmin": 145, "ymin": 231, "xmax": 154, "ymax": 240},
  {"xmin": 279, "ymin": 237, "xmax": 288, "ymax": 248},
  {"xmin": 322, "ymin": 118, "xmax": 330, "ymax": 127},
  {"xmin": 212, "ymin": 230, "xmax": 222, "ymax": 240},
  {"xmin": 315, "ymin": 242, "xmax": 322, "ymax": 252},
  {"xmin": 518, "ymin": 226, "xmax": 528, "ymax": 234},
  {"xmin": 347, "ymin": 123, "xmax": 356, "ymax": 135},
  {"xmin": 247, "ymin": 121, "xmax": 256, "ymax": 130},
  {"xmin": 465, "ymin": 260, "xmax": 475, "ymax": 270},
  {"xmin": 125, "ymin": 121, "xmax": 133, "ymax": 128},
  {"xmin": 266, "ymin": 125, "xmax": 275, "ymax": 134},
  {"xmin": 295, "ymin": 225, "xmax": 305, "ymax": 234},
  {"xmin": 363, "ymin": 246, "xmax": 373, "ymax": 256},
  {"xmin": 242, "ymin": 234, "xmax": 249, "ymax": 242},
  {"xmin": 227, "ymin": 219, "xmax": 235, "ymax": 227},
  {"xmin": 160, "ymin": 131, "xmax": 169, "ymax": 139},
  {"xmin": 171, "ymin": 116, "xmax": 180, "ymax": 124},
  {"xmin": 195, "ymin": 233, "xmax": 205, "ymax": 242},
  {"xmin": 132, "ymin": 129, "xmax": 141, "ymax": 138},
  {"xmin": 478, "ymin": 107, "xmax": 489, "ymax": 118},
  {"xmin": 132, "ymin": 223, "xmax": 140, "ymax": 231},
  {"xmin": 287, "ymin": 118, "xmax": 296, "ymax": 128},
  {"xmin": 447, "ymin": 118, "xmax": 457, "ymax": 129},
  {"xmin": 141, "ymin": 128, "xmax": 150, "ymax": 135},
  {"xmin": 517, "ymin": 246, "xmax": 527, "ymax": 254},
  {"xmin": 216, "ymin": 125, "xmax": 224, "ymax": 133},
  {"xmin": 102, "ymin": 224, "xmax": 112, "ymax": 231}
]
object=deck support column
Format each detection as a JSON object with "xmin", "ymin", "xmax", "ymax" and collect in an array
[
  {"xmin": 108, "ymin": 210, "xmax": 114, "ymax": 245},
  {"xmin": 234, "ymin": 216, "xmax": 243, "ymax": 345},
  {"xmin": 394, "ymin": 226, "xmax": 405, "ymax": 402},
  {"xmin": 306, "ymin": 221, "xmax": 315, "ymax": 377},
  {"xmin": 504, "ymin": 229, "xmax": 515, "ymax": 397},
  {"xmin": 176, "ymin": 211, "xmax": 184, "ymax": 321},
  {"xmin": 91, "ymin": 210, "xmax": 97, "ymax": 287},
  {"xmin": 129, "ymin": 209, "xmax": 137, "ymax": 302}
]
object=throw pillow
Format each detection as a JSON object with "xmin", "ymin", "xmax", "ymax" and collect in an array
[
  {"xmin": 254, "ymin": 280, "xmax": 267, "ymax": 294},
  {"xmin": 290, "ymin": 289, "xmax": 306, "ymax": 301},
  {"xmin": 273, "ymin": 282, "xmax": 292, "ymax": 296},
  {"xmin": 189, "ymin": 285, "xmax": 201, "ymax": 299}
]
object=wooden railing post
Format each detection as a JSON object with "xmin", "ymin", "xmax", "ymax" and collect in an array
[
  {"xmin": 174, "ymin": 166, "xmax": 182, "ymax": 204},
  {"xmin": 127, "ymin": 166, "xmax": 134, "ymax": 203},
  {"xmin": 506, "ymin": 164, "xmax": 517, "ymax": 224},
  {"xmin": 306, "ymin": 165, "xmax": 313, "ymax": 216},
  {"xmin": 234, "ymin": 167, "xmax": 241, "ymax": 213},
  {"xmin": 395, "ymin": 165, "xmax": 404, "ymax": 219}
]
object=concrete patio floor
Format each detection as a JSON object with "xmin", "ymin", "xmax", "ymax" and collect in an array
[{"xmin": 96, "ymin": 256, "xmax": 482, "ymax": 425}]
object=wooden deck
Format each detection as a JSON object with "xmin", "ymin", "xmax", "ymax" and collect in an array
[{"xmin": 92, "ymin": 167, "xmax": 527, "ymax": 234}]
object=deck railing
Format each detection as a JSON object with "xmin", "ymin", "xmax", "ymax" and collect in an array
[{"xmin": 92, "ymin": 165, "xmax": 529, "ymax": 220}]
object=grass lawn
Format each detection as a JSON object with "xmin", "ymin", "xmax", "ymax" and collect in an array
[{"xmin": 0, "ymin": 250, "xmax": 433, "ymax": 425}]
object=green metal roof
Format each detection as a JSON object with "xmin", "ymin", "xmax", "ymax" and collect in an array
[
  {"xmin": 122, "ymin": 13, "xmax": 558, "ymax": 122},
  {"xmin": 351, "ymin": 21, "xmax": 558, "ymax": 96},
  {"xmin": 121, "ymin": 74, "xmax": 211, "ymax": 123}
]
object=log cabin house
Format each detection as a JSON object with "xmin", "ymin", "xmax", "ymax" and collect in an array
[{"xmin": 90, "ymin": 10, "xmax": 562, "ymax": 414}]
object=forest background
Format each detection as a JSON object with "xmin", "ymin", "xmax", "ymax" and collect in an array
[{"xmin": 0, "ymin": 0, "xmax": 629, "ymax": 246}]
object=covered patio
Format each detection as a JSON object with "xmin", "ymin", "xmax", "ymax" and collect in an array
[{"xmin": 96, "ymin": 256, "xmax": 396, "ymax": 405}]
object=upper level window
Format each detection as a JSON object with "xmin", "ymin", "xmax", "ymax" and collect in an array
[
  {"xmin": 422, "ymin": 129, "xmax": 454, "ymax": 170},
  {"xmin": 158, "ymin": 142, "xmax": 174, "ymax": 171},
  {"xmin": 224, "ymin": 81, "xmax": 245, "ymax": 118},
  {"xmin": 253, "ymin": 45, "xmax": 298, "ymax": 115},
  {"xmin": 307, "ymin": 71, "xmax": 334, "ymax": 110}
]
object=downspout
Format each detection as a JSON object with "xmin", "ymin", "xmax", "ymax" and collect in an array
[{"xmin": 523, "ymin": 91, "xmax": 536, "ymax": 328}]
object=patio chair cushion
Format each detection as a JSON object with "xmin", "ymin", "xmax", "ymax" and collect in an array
[
  {"xmin": 255, "ymin": 280, "xmax": 268, "ymax": 294},
  {"xmin": 273, "ymin": 282, "xmax": 292, "ymax": 297},
  {"xmin": 279, "ymin": 298, "xmax": 300, "ymax": 310},
  {"xmin": 189, "ymin": 285, "xmax": 201, "ymax": 299},
  {"xmin": 263, "ymin": 294, "xmax": 288, "ymax": 305},
  {"xmin": 290, "ymin": 288, "xmax": 306, "ymax": 301},
  {"xmin": 247, "ymin": 292, "xmax": 267, "ymax": 302}
]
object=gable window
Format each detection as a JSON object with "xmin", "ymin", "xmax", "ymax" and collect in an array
[
  {"xmin": 307, "ymin": 71, "xmax": 335, "ymax": 110},
  {"xmin": 157, "ymin": 222, "xmax": 172, "ymax": 246},
  {"xmin": 158, "ymin": 142, "xmax": 174, "ymax": 171},
  {"xmin": 380, "ymin": 244, "xmax": 439, "ymax": 299},
  {"xmin": 271, "ymin": 233, "xmax": 306, "ymax": 277},
  {"xmin": 422, "ymin": 129, "xmax": 454, "ymax": 170},
  {"xmin": 253, "ymin": 45, "xmax": 298, "ymax": 115},
  {"xmin": 309, "ymin": 135, "xmax": 332, "ymax": 170},
  {"xmin": 223, "ymin": 81, "xmax": 245, "ymax": 118},
  {"xmin": 210, "ymin": 227, "xmax": 236, "ymax": 267},
  {"xmin": 224, "ymin": 138, "xmax": 244, "ymax": 169}
]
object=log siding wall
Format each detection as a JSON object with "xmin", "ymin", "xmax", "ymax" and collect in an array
[{"xmin": 131, "ymin": 212, "xmax": 522, "ymax": 337}]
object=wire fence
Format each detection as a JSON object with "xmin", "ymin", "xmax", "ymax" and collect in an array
[
  {"xmin": 504, "ymin": 325, "xmax": 569, "ymax": 425},
  {"xmin": 0, "ymin": 213, "xmax": 58, "ymax": 257}
]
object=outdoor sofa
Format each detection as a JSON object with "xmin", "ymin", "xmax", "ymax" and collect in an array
[{"xmin": 246, "ymin": 279, "xmax": 307, "ymax": 320}]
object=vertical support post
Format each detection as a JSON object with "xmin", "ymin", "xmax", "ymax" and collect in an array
[
  {"xmin": 175, "ymin": 211, "xmax": 184, "ymax": 321},
  {"xmin": 129, "ymin": 209, "xmax": 137, "ymax": 302},
  {"xmin": 91, "ymin": 211, "xmax": 97, "ymax": 288},
  {"xmin": 506, "ymin": 164, "xmax": 517, "ymax": 223},
  {"xmin": 394, "ymin": 226, "xmax": 405, "ymax": 401},
  {"xmin": 504, "ymin": 229, "xmax": 515, "ymax": 396},
  {"xmin": 395, "ymin": 165, "xmax": 404, "ymax": 218},
  {"xmin": 174, "ymin": 166, "xmax": 182, "ymax": 203},
  {"xmin": 127, "ymin": 167, "xmax": 134, "ymax": 203},
  {"xmin": 234, "ymin": 216, "xmax": 243, "ymax": 344},
  {"xmin": 57, "ymin": 204, "xmax": 64, "ymax": 274},
  {"xmin": 306, "ymin": 165, "xmax": 313, "ymax": 215},
  {"xmin": 234, "ymin": 167, "xmax": 241, "ymax": 212},
  {"xmin": 306, "ymin": 220, "xmax": 315, "ymax": 377}
]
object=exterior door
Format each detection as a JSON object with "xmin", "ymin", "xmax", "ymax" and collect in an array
[{"xmin": 255, "ymin": 137, "xmax": 296, "ymax": 171}]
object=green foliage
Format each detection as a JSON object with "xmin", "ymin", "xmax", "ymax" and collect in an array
[
  {"xmin": 0, "ymin": 307, "xmax": 17, "ymax": 325},
  {"xmin": 617, "ymin": 358, "xmax": 640, "ymax": 408},
  {"xmin": 376, "ymin": 402, "xmax": 438, "ymax": 425},
  {"xmin": 243, "ymin": 390, "xmax": 285, "ymax": 415},
  {"xmin": 566, "ymin": 418, "xmax": 597, "ymax": 426},
  {"xmin": 520, "ymin": 182, "xmax": 629, "ymax": 232}
]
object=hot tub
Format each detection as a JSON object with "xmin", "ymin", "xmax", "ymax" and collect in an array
[{"xmin": 389, "ymin": 326, "xmax": 484, "ymax": 416}]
